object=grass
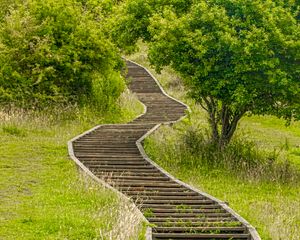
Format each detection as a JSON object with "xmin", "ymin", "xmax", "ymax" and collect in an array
[
  {"xmin": 240, "ymin": 115, "xmax": 300, "ymax": 169},
  {"xmin": 127, "ymin": 43, "xmax": 300, "ymax": 240},
  {"xmin": 0, "ymin": 90, "xmax": 146, "ymax": 240}
]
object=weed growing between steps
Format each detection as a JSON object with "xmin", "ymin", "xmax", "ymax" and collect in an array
[
  {"xmin": 127, "ymin": 45, "xmax": 300, "ymax": 240},
  {"xmin": 0, "ymin": 90, "xmax": 146, "ymax": 239}
]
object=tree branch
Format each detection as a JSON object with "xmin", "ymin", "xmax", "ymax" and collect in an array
[{"xmin": 199, "ymin": 99, "xmax": 208, "ymax": 111}]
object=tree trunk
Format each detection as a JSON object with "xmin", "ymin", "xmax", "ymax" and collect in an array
[
  {"xmin": 219, "ymin": 112, "xmax": 241, "ymax": 148},
  {"xmin": 202, "ymin": 97, "xmax": 245, "ymax": 149}
]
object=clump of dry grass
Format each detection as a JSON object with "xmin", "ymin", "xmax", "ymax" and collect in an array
[
  {"xmin": 252, "ymin": 198, "xmax": 300, "ymax": 240},
  {"xmin": 0, "ymin": 88, "xmax": 143, "ymax": 130},
  {"xmin": 0, "ymin": 108, "xmax": 30, "ymax": 123},
  {"xmin": 99, "ymin": 199, "xmax": 145, "ymax": 240},
  {"xmin": 0, "ymin": 105, "xmax": 77, "ymax": 129},
  {"xmin": 79, "ymin": 171, "xmax": 146, "ymax": 240},
  {"xmin": 118, "ymin": 89, "xmax": 145, "ymax": 120}
]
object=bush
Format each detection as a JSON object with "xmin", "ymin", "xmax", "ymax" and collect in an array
[
  {"xmin": 180, "ymin": 124, "xmax": 300, "ymax": 183},
  {"xmin": 144, "ymin": 117, "xmax": 300, "ymax": 184},
  {"xmin": 0, "ymin": 0, "xmax": 124, "ymax": 110}
]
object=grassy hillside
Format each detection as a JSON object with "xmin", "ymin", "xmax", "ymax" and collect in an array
[
  {"xmin": 0, "ymin": 91, "xmax": 146, "ymax": 239},
  {"xmin": 127, "ymin": 46, "xmax": 300, "ymax": 240}
]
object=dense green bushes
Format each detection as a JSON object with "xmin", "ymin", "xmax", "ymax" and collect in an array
[{"xmin": 0, "ymin": 0, "xmax": 124, "ymax": 110}]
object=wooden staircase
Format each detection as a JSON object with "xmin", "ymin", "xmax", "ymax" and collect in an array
[{"xmin": 68, "ymin": 60, "xmax": 260, "ymax": 240}]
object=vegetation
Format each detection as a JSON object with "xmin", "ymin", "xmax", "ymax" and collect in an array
[
  {"xmin": 127, "ymin": 49, "xmax": 300, "ymax": 240},
  {"xmin": 0, "ymin": 91, "xmax": 145, "ymax": 239},
  {"xmin": 114, "ymin": 0, "xmax": 300, "ymax": 147},
  {"xmin": 0, "ymin": 0, "xmax": 124, "ymax": 110},
  {"xmin": 1, "ymin": 0, "xmax": 300, "ymax": 239},
  {"xmin": 0, "ymin": 1, "xmax": 148, "ymax": 239}
]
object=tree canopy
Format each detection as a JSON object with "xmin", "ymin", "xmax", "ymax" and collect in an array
[{"xmin": 113, "ymin": 0, "xmax": 300, "ymax": 147}]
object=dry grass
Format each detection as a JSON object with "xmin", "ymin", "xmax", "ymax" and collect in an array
[
  {"xmin": 119, "ymin": 89, "xmax": 145, "ymax": 120},
  {"xmin": 99, "ymin": 199, "xmax": 145, "ymax": 240},
  {"xmin": 79, "ymin": 172, "xmax": 146, "ymax": 240},
  {"xmin": 252, "ymin": 199, "xmax": 300, "ymax": 240}
]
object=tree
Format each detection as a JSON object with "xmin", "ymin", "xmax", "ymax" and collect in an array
[
  {"xmin": 110, "ymin": 0, "xmax": 194, "ymax": 53},
  {"xmin": 114, "ymin": 0, "xmax": 300, "ymax": 147}
]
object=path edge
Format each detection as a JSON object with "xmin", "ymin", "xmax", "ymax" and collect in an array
[{"xmin": 67, "ymin": 58, "xmax": 261, "ymax": 240}]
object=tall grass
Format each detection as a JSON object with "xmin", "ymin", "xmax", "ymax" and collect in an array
[
  {"xmin": 177, "ymin": 119, "xmax": 300, "ymax": 184},
  {"xmin": 79, "ymin": 173, "xmax": 147, "ymax": 240},
  {"xmin": 145, "ymin": 119, "xmax": 300, "ymax": 184},
  {"xmin": 0, "ymin": 89, "xmax": 146, "ymax": 240}
]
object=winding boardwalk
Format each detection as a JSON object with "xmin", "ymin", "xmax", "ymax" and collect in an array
[{"xmin": 68, "ymin": 60, "xmax": 260, "ymax": 240}]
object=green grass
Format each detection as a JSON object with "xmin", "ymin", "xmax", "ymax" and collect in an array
[
  {"xmin": 240, "ymin": 115, "xmax": 300, "ymax": 169},
  {"xmin": 0, "ymin": 90, "xmax": 146, "ymax": 239},
  {"xmin": 127, "ymin": 44, "xmax": 300, "ymax": 240}
]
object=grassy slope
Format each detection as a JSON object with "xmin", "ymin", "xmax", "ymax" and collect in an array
[
  {"xmin": 128, "ymin": 47, "xmax": 300, "ymax": 240},
  {"xmin": 0, "ymin": 91, "xmax": 146, "ymax": 239},
  {"xmin": 241, "ymin": 115, "xmax": 300, "ymax": 168}
]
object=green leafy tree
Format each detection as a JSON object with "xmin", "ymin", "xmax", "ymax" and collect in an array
[
  {"xmin": 110, "ymin": 0, "xmax": 194, "ymax": 53},
  {"xmin": 0, "ymin": 0, "xmax": 124, "ymax": 110},
  {"xmin": 114, "ymin": 0, "xmax": 300, "ymax": 147}
]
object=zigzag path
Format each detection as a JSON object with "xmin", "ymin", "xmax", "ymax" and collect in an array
[{"xmin": 69, "ymin": 60, "xmax": 260, "ymax": 240}]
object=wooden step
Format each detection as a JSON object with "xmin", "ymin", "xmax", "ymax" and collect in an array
[
  {"xmin": 136, "ymin": 199, "xmax": 215, "ymax": 204},
  {"xmin": 117, "ymin": 186, "xmax": 187, "ymax": 192},
  {"xmin": 152, "ymin": 233, "xmax": 250, "ymax": 239},
  {"xmin": 84, "ymin": 161, "xmax": 149, "ymax": 166},
  {"xmin": 140, "ymin": 204, "xmax": 222, "ymax": 210},
  {"xmin": 131, "ymin": 195, "xmax": 207, "ymax": 201},
  {"xmin": 147, "ymin": 212, "xmax": 232, "ymax": 218},
  {"xmin": 93, "ymin": 168, "xmax": 161, "ymax": 173},
  {"xmin": 153, "ymin": 226, "xmax": 246, "ymax": 233},
  {"xmin": 89, "ymin": 165, "xmax": 155, "ymax": 170},
  {"xmin": 97, "ymin": 171, "xmax": 164, "ymax": 177},
  {"xmin": 124, "ymin": 191, "xmax": 198, "ymax": 196},
  {"xmin": 108, "ymin": 176, "xmax": 170, "ymax": 181},
  {"xmin": 148, "ymin": 217, "xmax": 236, "ymax": 222},
  {"xmin": 144, "ymin": 208, "xmax": 226, "ymax": 214},
  {"xmin": 151, "ymin": 221, "xmax": 243, "ymax": 227},
  {"xmin": 115, "ymin": 182, "xmax": 180, "ymax": 187}
]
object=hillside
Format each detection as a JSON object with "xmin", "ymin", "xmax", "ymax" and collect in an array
[
  {"xmin": 128, "ymin": 47, "xmax": 300, "ymax": 240},
  {"xmin": 0, "ymin": 91, "xmax": 146, "ymax": 239},
  {"xmin": 1, "ymin": 0, "xmax": 299, "ymax": 239}
]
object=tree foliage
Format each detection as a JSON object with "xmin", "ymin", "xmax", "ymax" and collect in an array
[
  {"xmin": 0, "ymin": 0, "xmax": 124, "ymax": 110},
  {"xmin": 110, "ymin": 0, "xmax": 194, "ymax": 53},
  {"xmin": 114, "ymin": 0, "xmax": 300, "ymax": 147}
]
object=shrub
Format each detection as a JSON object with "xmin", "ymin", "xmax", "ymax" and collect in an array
[
  {"xmin": 0, "ymin": 0, "xmax": 124, "ymax": 110},
  {"xmin": 180, "ymin": 124, "xmax": 300, "ymax": 183}
]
